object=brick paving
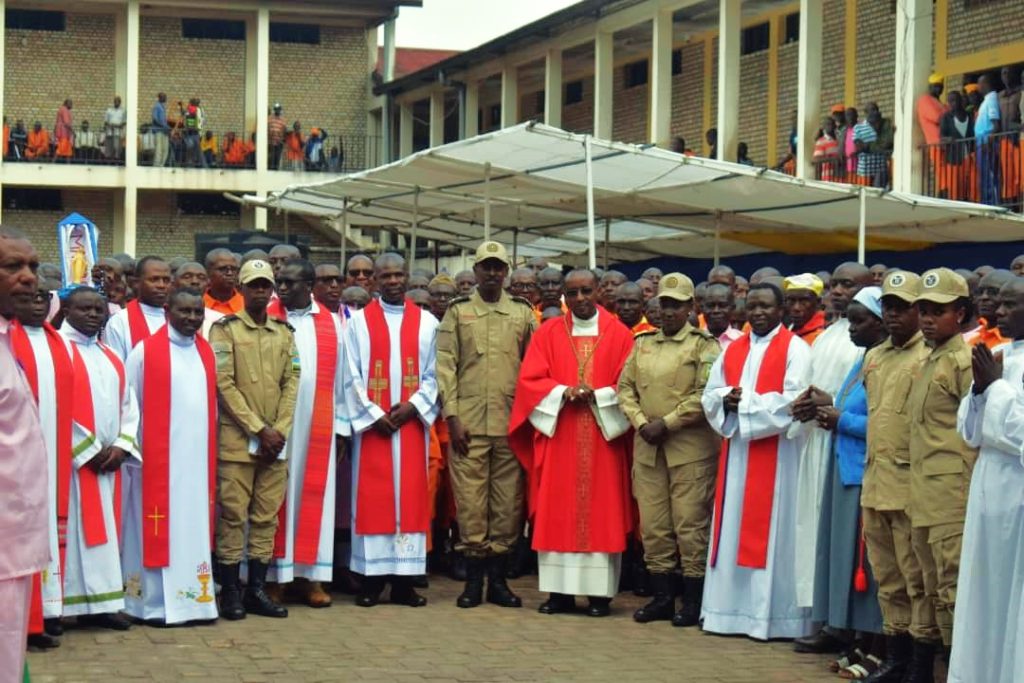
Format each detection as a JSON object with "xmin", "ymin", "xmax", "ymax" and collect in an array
[{"xmin": 29, "ymin": 576, "xmax": 837, "ymax": 682}]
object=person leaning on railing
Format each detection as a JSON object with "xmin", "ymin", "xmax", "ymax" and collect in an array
[
  {"xmin": 813, "ymin": 116, "xmax": 841, "ymax": 182},
  {"xmin": 938, "ymin": 91, "xmax": 975, "ymax": 202}
]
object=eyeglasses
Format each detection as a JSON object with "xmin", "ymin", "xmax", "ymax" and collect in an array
[
  {"xmin": 213, "ymin": 265, "xmax": 239, "ymax": 274},
  {"xmin": 276, "ymin": 278, "xmax": 312, "ymax": 287},
  {"xmin": 348, "ymin": 269, "xmax": 373, "ymax": 277},
  {"xmin": 316, "ymin": 276, "xmax": 342, "ymax": 285}
]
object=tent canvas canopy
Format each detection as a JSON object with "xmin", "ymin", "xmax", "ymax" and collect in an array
[{"xmin": 243, "ymin": 123, "xmax": 1024, "ymax": 266}]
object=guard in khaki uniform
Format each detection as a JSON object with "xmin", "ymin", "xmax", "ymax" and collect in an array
[
  {"xmin": 903, "ymin": 268, "xmax": 978, "ymax": 681},
  {"xmin": 860, "ymin": 271, "xmax": 930, "ymax": 683},
  {"xmin": 618, "ymin": 273, "xmax": 721, "ymax": 627},
  {"xmin": 437, "ymin": 241, "xmax": 537, "ymax": 609},
  {"xmin": 209, "ymin": 259, "xmax": 300, "ymax": 621}
]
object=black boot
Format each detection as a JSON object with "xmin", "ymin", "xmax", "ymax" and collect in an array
[
  {"xmin": 902, "ymin": 639, "xmax": 937, "ymax": 683},
  {"xmin": 243, "ymin": 560, "xmax": 288, "ymax": 618},
  {"xmin": 485, "ymin": 554, "xmax": 522, "ymax": 608},
  {"xmin": 862, "ymin": 633, "xmax": 912, "ymax": 683},
  {"xmin": 218, "ymin": 563, "xmax": 246, "ymax": 621},
  {"xmin": 633, "ymin": 573, "xmax": 675, "ymax": 623},
  {"xmin": 456, "ymin": 557, "xmax": 485, "ymax": 608},
  {"xmin": 672, "ymin": 576, "xmax": 704, "ymax": 627},
  {"xmin": 27, "ymin": 633, "xmax": 60, "ymax": 649},
  {"xmin": 587, "ymin": 597, "xmax": 612, "ymax": 617},
  {"xmin": 355, "ymin": 575, "xmax": 385, "ymax": 607},
  {"xmin": 449, "ymin": 551, "xmax": 468, "ymax": 582},
  {"xmin": 43, "ymin": 618, "xmax": 63, "ymax": 636},
  {"xmin": 389, "ymin": 576, "xmax": 427, "ymax": 607},
  {"xmin": 538, "ymin": 592, "xmax": 576, "ymax": 614}
]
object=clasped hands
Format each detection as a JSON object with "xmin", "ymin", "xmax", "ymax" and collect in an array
[
  {"xmin": 791, "ymin": 386, "xmax": 838, "ymax": 431},
  {"xmin": 372, "ymin": 401, "xmax": 418, "ymax": 437},
  {"xmin": 563, "ymin": 384, "xmax": 595, "ymax": 405},
  {"xmin": 88, "ymin": 445, "xmax": 128, "ymax": 473}
]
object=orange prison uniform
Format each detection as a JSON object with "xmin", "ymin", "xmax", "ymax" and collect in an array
[
  {"xmin": 25, "ymin": 130, "xmax": 50, "ymax": 159},
  {"xmin": 203, "ymin": 290, "xmax": 244, "ymax": 316}
]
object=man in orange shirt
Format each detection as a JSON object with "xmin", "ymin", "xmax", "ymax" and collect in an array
[
  {"xmin": 283, "ymin": 122, "xmax": 305, "ymax": 172},
  {"xmin": 964, "ymin": 268, "xmax": 1011, "ymax": 349},
  {"xmin": 784, "ymin": 273, "xmax": 827, "ymax": 345},
  {"xmin": 25, "ymin": 121, "xmax": 51, "ymax": 160},
  {"xmin": 616, "ymin": 281, "xmax": 656, "ymax": 335},
  {"xmin": 203, "ymin": 248, "xmax": 244, "ymax": 314},
  {"xmin": 222, "ymin": 132, "xmax": 247, "ymax": 166},
  {"xmin": 917, "ymin": 74, "xmax": 948, "ymax": 196}
]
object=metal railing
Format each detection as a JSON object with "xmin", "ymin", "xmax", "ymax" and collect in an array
[
  {"xmin": 4, "ymin": 120, "xmax": 125, "ymax": 165},
  {"xmin": 920, "ymin": 130, "xmax": 1022, "ymax": 212}
]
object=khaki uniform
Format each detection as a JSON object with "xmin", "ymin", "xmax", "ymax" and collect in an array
[
  {"xmin": 436, "ymin": 289, "xmax": 536, "ymax": 558},
  {"xmin": 906, "ymin": 333, "xmax": 977, "ymax": 645},
  {"xmin": 861, "ymin": 331, "xmax": 930, "ymax": 637},
  {"xmin": 209, "ymin": 309, "xmax": 300, "ymax": 563},
  {"xmin": 618, "ymin": 324, "xmax": 721, "ymax": 576}
]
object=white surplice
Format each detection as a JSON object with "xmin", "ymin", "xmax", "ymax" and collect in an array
[
  {"xmin": 121, "ymin": 326, "xmax": 218, "ymax": 624},
  {"xmin": 342, "ymin": 300, "xmax": 438, "ymax": 577},
  {"xmin": 792, "ymin": 318, "xmax": 862, "ymax": 607},
  {"xmin": 530, "ymin": 311, "xmax": 628, "ymax": 598},
  {"xmin": 60, "ymin": 325, "xmax": 140, "ymax": 617},
  {"xmin": 103, "ymin": 301, "xmax": 167, "ymax": 360},
  {"xmin": 23, "ymin": 326, "xmax": 73, "ymax": 619},
  {"xmin": 950, "ymin": 341, "xmax": 1024, "ymax": 683},
  {"xmin": 269, "ymin": 301, "xmax": 346, "ymax": 583},
  {"xmin": 700, "ymin": 324, "xmax": 813, "ymax": 640}
]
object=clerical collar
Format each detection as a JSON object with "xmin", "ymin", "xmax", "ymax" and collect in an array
[
  {"xmin": 381, "ymin": 299, "xmax": 406, "ymax": 313},
  {"xmin": 139, "ymin": 301, "xmax": 165, "ymax": 316},
  {"xmin": 751, "ymin": 323, "xmax": 782, "ymax": 342},
  {"xmin": 168, "ymin": 325, "xmax": 196, "ymax": 347},
  {"xmin": 571, "ymin": 309, "xmax": 599, "ymax": 330},
  {"xmin": 61, "ymin": 323, "xmax": 98, "ymax": 345}
]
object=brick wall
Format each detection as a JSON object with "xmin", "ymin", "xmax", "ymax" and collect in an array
[
  {"xmin": 4, "ymin": 190, "xmax": 115, "ymax": 264},
  {"xmin": 776, "ymin": 42, "xmax": 799, "ymax": 163},
  {"xmin": 819, "ymin": 0, "xmax": 847, "ymax": 115},
  {"xmin": 4, "ymin": 13, "xmax": 116, "ymax": 131},
  {"xmin": 562, "ymin": 76, "xmax": 594, "ymax": 135},
  {"xmin": 854, "ymin": 1, "xmax": 897, "ymax": 119},
  {"xmin": 612, "ymin": 61, "xmax": 648, "ymax": 143},
  {"xmin": 947, "ymin": 0, "xmax": 1023, "ymax": 58},
  {"xmin": 739, "ymin": 50, "xmax": 769, "ymax": 164},
  {"xmin": 669, "ymin": 42, "xmax": 704, "ymax": 152}
]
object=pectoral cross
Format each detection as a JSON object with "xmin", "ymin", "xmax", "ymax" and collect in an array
[
  {"xmin": 401, "ymin": 357, "xmax": 418, "ymax": 396},
  {"xmin": 368, "ymin": 360, "xmax": 389, "ymax": 405},
  {"xmin": 147, "ymin": 506, "xmax": 166, "ymax": 536}
]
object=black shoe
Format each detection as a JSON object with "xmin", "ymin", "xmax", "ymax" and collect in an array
[
  {"xmin": 78, "ymin": 612, "xmax": 132, "ymax": 631},
  {"xmin": 390, "ymin": 576, "xmax": 428, "ymax": 607},
  {"xmin": 587, "ymin": 597, "xmax": 612, "ymax": 617},
  {"xmin": 902, "ymin": 639, "xmax": 937, "ymax": 683},
  {"xmin": 862, "ymin": 633, "xmax": 912, "ymax": 683},
  {"xmin": 218, "ymin": 563, "xmax": 246, "ymax": 621},
  {"xmin": 485, "ymin": 555, "xmax": 522, "ymax": 608},
  {"xmin": 633, "ymin": 573, "xmax": 675, "ymax": 623},
  {"xmin": 43, "ymin": 618, "xmax": 63, "ymax": 637},
  {"xmin": 27, "ymin": 633, "xmax": 60, "ymax": 649},
  {"xmin": 456, "ymin": 558, "xmax": 485, "ymax": 608},
  {"xmin": 632, "ymin": 562, "xmax": 653, "ymax": 597},
  {"xmin": 671, "ymin": 576, "xmax": 704, "ymax": 628},
  {"xmin": 538, "ymin": 592, "xmax": 576, "ymax": 614},
  {"xmin": 355, "ymin": 575, "xmax": 385, "ymax": 607},
  {"xmin": 243, "ymin": 560, "xmax": 288, "ymax": 618},
  {"xmin": 794, "ymin": 628, "xmax": 846, "ymax": 653},
  {"xmin": 411, "ymin": 575, "xmax": 429, "ymax": 589},
  {"xmin": 449, "ymin": 551, "xmax": 468, "ymax": 582}
]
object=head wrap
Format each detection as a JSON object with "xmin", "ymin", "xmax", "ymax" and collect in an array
[
  {"xmin": 964, "ymin": 83, "xmax": 979, "ymax": 94},
  {"xmin": 429, "ymin": 273, "xmax": 456, "ymax": 288},
  {"xmin": 830, "ymin": 103, "xmax": 845, "ymax": 114},
  {"xmin": 782, "ymin": 273, "xmax": 824, "ymax": 296},
  {"xmin": 853, "ymin": 286, "xmax": 883, "ymax": 319},
  {"xmin": 928, "ymin": 73, "xmax": 944, "ymax": 85}
]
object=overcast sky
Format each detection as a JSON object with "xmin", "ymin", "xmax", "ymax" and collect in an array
[{"xmin": 387, "ymin": 0, "xmax": 580, "ymax": 51}]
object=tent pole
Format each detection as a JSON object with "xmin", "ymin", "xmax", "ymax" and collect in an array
[
  {"xmin": 858, "ymin": 187, "xmax": 866, "ymax": 265},
  {"xmin": 483, "ymin": 162, "xmax": 492, "ymax": 241},
  {"xmin": 585, "ymin": 136, "xmax": 597, "ymax": 270},
  {"xmin": 284, "ymin": 210, "xmax": 290, "ymax": 242},
  {"xmin": 604, "ymin": 217, "xmax": 610, "ymax": 268},
  {"xmin": 713, "ymin": 212, "xmax": 721, "ymax": 267},
  {"xmin": 410, "ymin": 188, "xmax": 419, "ymax": 271},
  {"xmin": 340, "ymin": 198, "xmax": 348, "ymax": 271},
  {"xmin": 512, "ymin": 227, "xmax": 519, "ymax": 265}
]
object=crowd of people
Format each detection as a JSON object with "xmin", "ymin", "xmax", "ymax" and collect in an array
[{"xmin": 3, "ymin": 229, "xmax": 1024, "ymax": 683}]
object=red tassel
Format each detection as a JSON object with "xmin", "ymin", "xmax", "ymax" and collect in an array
[{"xmin": 853, "ymin": 517, "xmax": 868, "ymax": 593}]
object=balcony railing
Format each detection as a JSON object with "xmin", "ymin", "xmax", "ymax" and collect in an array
[
  {"xmin": 4, "ymin": 121, "xmax": 125, "ymax": 166},
  {"xmin": 921, "ymin": 130, "xmax": 1022, "ymax": 213}
]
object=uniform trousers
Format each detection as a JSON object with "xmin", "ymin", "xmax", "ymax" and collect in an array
[
  {"xmin": 862, "ymin": 507, "xmax": 927, "ymax": 637},
  {"xmin": 449, "ymin": 435, "xmax": 523, "ymax": 558},
  {"xmin": 217, "ymin": 459, "xmax": 288, "ymax": 563},
  {"xmin": 910, "ymin": 521, "xmax": 963, "ymax": 646}
]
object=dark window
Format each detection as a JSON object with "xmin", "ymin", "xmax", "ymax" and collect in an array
[
  {"xmin": 3, "ymin": 189, "xmax": 63, "ymax": 211},
  {"xmin": 534, "ymin": 91, "xmax": 545, "ymax": 115},
  {"xmin": 176, "ymin": 193, "xmax": 241, "ymax": 216},
  {"xmin": 270, "ymin": 23, "xmax": 320, "ymax": 45},
  {"xmin": 181, "ymin": 19, "xmax": 245, "ymax": 41},
  {"xmin": 963, "ymin": 0, "xmax": 1004, "ymax": 7},
  {"xmin": 671, "ymin": 49, "xmax": 682, "ymax": 76},
  {"xmin": 489, "ymin": 105, "xmax": 501, "ymax": 127},
  {"xmin": 784, "ymin": 13, "xmax": 800, "ymax": 44},
  {"xmin": 624, "ymin": 60, "xmax": 649, "ymax": 88},
  {"xmin": 565, "ymin": 80, "xmax": 584, "ymax": 105},
  {"xmin": 741, "ymin": 21, "xmax": 770, "ymax": 55},
  {"xmin": 6, "ymin": 9, "xmax": 65, "ymax": 32}
]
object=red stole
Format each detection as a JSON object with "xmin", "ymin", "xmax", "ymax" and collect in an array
[
  {"xmin": 70, "ymin": 340, "xmax": 126, "ymax": 548},
  {"xmin": 267, "ymin": 300, "xmax": 340, "ymax": 564},
  {"xmin": 710, "ymin": 325, "xmax": 794, "ymax": 570},
  {"xmin": 126, "ymin": 300, "xmax": 161, "ymax": 348},
  {"xmin": 354, "ymin": 299, "xmax": 429, "ymax": 535},
  {"xmin": 140, "ymin": 326, "xmax": 218, "ymax": 568}
]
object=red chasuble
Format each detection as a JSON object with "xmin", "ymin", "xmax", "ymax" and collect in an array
[
  {"xmin": 126, "ymin": 299, "xmax": 161, "ymax": 347},
  {"xmin": 139, "ymin": 326, "xmax": 218, "ymax": 568},
  {"xmin": 709, "ymin": 326, "xmax": 794, "ymax": 570},
  {"xmin": 267, "ymin": 300, "xmax": 340, "ymax": 563},
  {"xmin": 354, "ymin": 299, "xmax": 429, "ymax": 535},
  {"xmin": 509, "ymin": 308, "xmax": 635, "ymax": 553}
]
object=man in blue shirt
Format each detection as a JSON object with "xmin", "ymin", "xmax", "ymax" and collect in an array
[
  {"xmin": 151, "ymin": 92, "xmax": 170, "ymax": 167},
  {"xmin": 975, "ymin": 75, "xmax": 1002, "ymax": 205}
]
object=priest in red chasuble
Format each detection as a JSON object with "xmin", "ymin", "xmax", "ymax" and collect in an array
[{"xmin": 510, "ymin": 269, "xmax": 635, "ymax": 617}]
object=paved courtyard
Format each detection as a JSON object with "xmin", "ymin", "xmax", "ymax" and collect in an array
[{"xmin": 30, "ymin": 577, "xmax": 837, "ymax": 682}]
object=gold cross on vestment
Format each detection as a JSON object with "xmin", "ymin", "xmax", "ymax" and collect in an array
[
  {"xmin": 401, "ymin": 357, "xmax": 418, "ymax": 395},
  {"xmin": 368, "ymin": 360, "xmax": 389, "ymax": 405},
  {"xmin": 147, "ymin": 506, "xmax": 166, "ymax": 536}
]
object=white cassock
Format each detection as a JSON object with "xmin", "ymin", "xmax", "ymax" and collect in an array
[
  {"xmin": 103, "ymin": 301, "xmax": 166, "ymax": 360},
  {"xmin": 950, "ymin": 341, "xmax": 1024, "ymax": 683},
  {"xmin": 60, "ymin": 325, "xmax": 140, "ymax": 617},
  {"xmin": 793, "ymin": 318, "xmax": 862, "ymax": 607},
  {"xmin": 269, "ymin": 301, "xmax": 346, "ymax": 583},
  {"xmin": 342, "ymin": 300, "xmax": 438, "ymax": 576},
  {"xmin": 23, "ymin": 326, "xmax": 73, "ymax": 619},
  {"xmin": 121, "ymin": 326, "xmax": 218, "ymax": 624},
  {"xmin": 701, "ymin": 324, "xmax": 812, "ymax": 640},
  {"xmin": 529, "ymin": 311, "xmax": 631, "ymax": 598}
]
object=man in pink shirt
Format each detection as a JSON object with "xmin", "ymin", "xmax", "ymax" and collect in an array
[
  {"xmin": 704, "ymin": 283, "xmax": 743, "ymax": 350},
  {"xmin": 0, "ymin": 228, "xmax": 49, "ymax": 683}
]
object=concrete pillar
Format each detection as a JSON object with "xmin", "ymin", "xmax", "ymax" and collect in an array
[
  {"xmin": 255, "ymin": 7, "xmax": 270, "ymax": 174},
  {"xmin": 501, "ymin": 65, "xmax": 518, "ymax": 129},
  {"xmin": 463, "ymin": 81, "xmax": 479, "ymax": 138},
  {"xmin": 892, "ymin": 0, "xmax": 933, "ymax": 193},
  {"xmin": 796, "ymin": 0, "xmax": 823, "ymax": 179},
  {"xmin": 124, "ymin": 1, "xmax": 140, "ymax": 170},
  {"xmin": 0, "ymin": 0, "xmax": 5, "ymax": 181},
  {"xmin": 429, "ymin": 90, "xmax": 445, "ymax": 147},
  {"xmin": 594, "ymin": 30, "xmax": 613, "ymax": 139},
  {"xmin": 650, "ymin": 9, "xmax": 673, "ymax": 147},
  {"xmin": 544, "ymin": 49, "xmax": 563, "ymax": 128},
  {"xmin": 399, "ymin": 102, "xmax": 413, "ymax": 157},
  {"xmin": 114, "ymin": 187, "xmax": 138, "ymax": 256},
  {"xmin": 716, "ymin": 0, "xmax": 740, "ymax": 161}
]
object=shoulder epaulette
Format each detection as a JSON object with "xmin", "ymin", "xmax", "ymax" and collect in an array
[
  {"xmin": 213, "ymin": 314, "xmax": 237, "ymax": 325},
  {"xmin": 510, "ymin": 295, "xmax": 534, "ymax": 307},
  {"xmin": 448, "ymin": 295, "xmax": 471, "ymax": 306},
  {"xmin": 269, "ymin": 317, "xmax": 295, "ymax": 332},
  {"xmin": 635, "ymin": 329, "xmax": 658, "ymax": 338},
  {"xmin": 691, "ymin": 326, "xmax": 714, "ymax": 339}
]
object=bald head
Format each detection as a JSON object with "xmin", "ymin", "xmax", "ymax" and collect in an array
[
  {"xmin": 750, "ymin": 266, "xmax": 781, "ymax": 284},
  {"xmin": 615, "ymin": 281, "xmax": 645, "ymax": 327},
  {"xmin": 374, "ymin": 252, "xmax": 406, "ymax": 272},
  {"xmin": 1012, "ymin": 254, "xmax": 1024, "ymax": 276},
  {"xmin": 830, "ymin": 262, "xmax": 872, "ymax": 315},
  {"xmin": 977, "ymin": 268, "xmax": 1014, "ymax": 326},
  {"xmin": 527, "ymin": 256, "xmax": 549, "ymax": 273},
  {"xmin": 707, "ymin": 265, "xmax": 736, "ymax": 289}
]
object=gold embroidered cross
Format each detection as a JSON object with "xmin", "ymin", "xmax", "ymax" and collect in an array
[
  {"xmin": 401, "ymin": 357, "xmax": 418, "ymax": 395},
  {"xmin": 368, "ymin": 360, "xmax": 389, "ymax": 405},
  {"xmin": 147, "ymin": 506, "xmax": 166, "ymax": 536}
]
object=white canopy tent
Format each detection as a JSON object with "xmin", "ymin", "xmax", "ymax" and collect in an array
[{"xmin": 243, "ymin": 123, "xmax": 1024, "ymax": 268}]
